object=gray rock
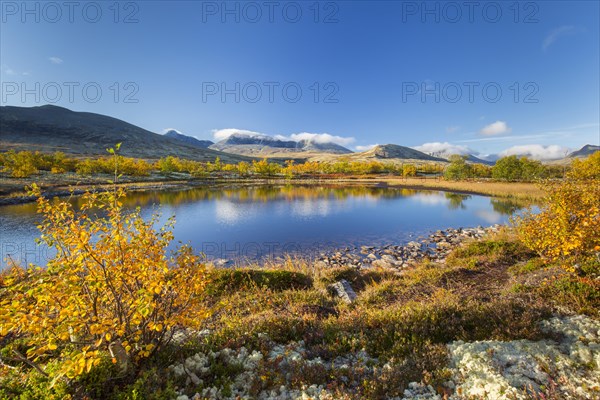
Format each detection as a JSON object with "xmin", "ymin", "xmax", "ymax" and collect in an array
[
  {"xmin": 372, "ymin": 259, "xmax": 395, "ymax": 269},
  {"xmin": 381, "ymin": 254, "xmax": 398, "ymax": 263},
  {"xmin": 213, "ymin": 258, "xmax": 232, "ymax": 267},
  {"xmin": 327, "ymin": 279, "xmax": 357, "ymax": 304}
]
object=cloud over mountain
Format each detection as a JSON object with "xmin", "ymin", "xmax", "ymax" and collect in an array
[
  {"xmin": 413, "ymin": 142, "xmax": 471, "ymax": 156},
  {"xmin": 212, "ymin": 129, "xmax": 354, "ymax": 146},
  {"xmin": 212, "ymin": 129, "xmax": 269, "ymax": 142},
  {"xmin": 288, "ymin": 132, "xmax": 355, "ymax": 146},
  {"xmin": 499, "ymin": 144, "xmax": 570, "ymax": 161}
]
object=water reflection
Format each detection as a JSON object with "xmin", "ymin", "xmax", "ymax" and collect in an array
[
  {"xmin": 0, "ymin": 185, "xmax": 532, "ymax": 268},
  {"xmin": 490, "ymin": 198, "xmax": 527, "ymax": 215}
]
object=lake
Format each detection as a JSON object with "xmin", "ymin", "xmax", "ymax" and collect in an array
[{"xmin": 0, "ymin": 184, "xmax": 527, "ymax": 268}]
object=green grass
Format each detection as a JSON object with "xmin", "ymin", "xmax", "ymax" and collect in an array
[{"xmin": 205, "ymin": 268, "xmax": 313, "ymax": 296}]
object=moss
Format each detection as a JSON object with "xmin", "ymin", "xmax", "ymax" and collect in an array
[
  {"xmin": 316, "ymin": 266, "xmax": 395, "ymax": 292},
  {"xmin": 540, "ymin": 276, "xmax": 600, "ymax": 316},
  {"xmin": 449, "ymin": 239, "xmax": 533, "ymax": 261},
  {"xmin": 509, "ymin": 257, "xmax": 547, "ymax": 275},
  {"xmin": 206, "ymin": 268, "xmax": 313, "ymax": 296},
  {"xmin": 113, "ymin": 368, "xmax": 178, "ymax": 400}
]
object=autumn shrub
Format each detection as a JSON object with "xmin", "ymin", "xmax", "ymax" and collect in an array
[
  {"xmin": 492, "ymin": 155, "xmax": 544, "ymax": 181},
  {"xmin": 0, "ymin": 182, "xmax": 210, "ymax": 381},
  {"xmin": 516, "ymin": 154, "xmax": 600, "ymax": 261},
  {"xmin": 0, "ymin": 150, "xmax": 81, "ymax": 177},
  {"xmin": 569, "ymin": 151, "xmax": 600, "ymax": 180},
  {"xmin": 402, "ymin": 164, "xmax": 417, "ymax": 177},
  {"xmin": 0, "ymin": 150, "xmax": 40, "ymax": 177},
  {"xmin": 252, "ymin": 158, "xmax": 281, "ymax": 176},
  {"xmin": 444, "ymin": 155, "xmax": 472, "ymax": 180}
]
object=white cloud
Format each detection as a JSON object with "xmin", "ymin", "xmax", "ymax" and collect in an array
[
  {"xmin": 211, "ymin": 129, "xmax": 355, "ymax": 147},
  {"xmin": 161, "ymin": 128, "xmax": 182, "ymax": 135},
  {"xmin": 477, "ymin": 154, "xmax": 499, "ymax": 162},
  {"xmin": 211, "ymin": 128, "xmax": 269, "ymax": 141},
  {"xmin": 355, "ymin": 144, "xmax": 378, "ymax": 152},
  {"xmin": 480, "ymin": 121, "xmax": 511, "ymax": 136},
  {"xmin": 1, "ymin": 64, "xmax": 16, "ymax": 75},
  {"xmin": 499, "ymin": 144, "xmax": 571, "ymax": 161},
  {"xmin": 49, "ymin": 57, "xmax": 63, "ymax": 64},
  {"xmin": 289, "ymin": 132, "xmax": 355, "ymax": 146},
  {"xmin": 543, "ymin": 26, "xmax": 576, "ymax": 51},
  {"xmin": 476, "ymin": 210, "xmax": 503, "ymax": 224},
  {"xmin": 413, "ymin": 142, "xmax": 472, "ymax": 156},
  {"xmin": 411, "ymin": 193, "xmax": 448, "ymax": 206}
]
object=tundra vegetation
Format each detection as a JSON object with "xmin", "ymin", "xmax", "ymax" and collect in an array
[
  {"xmin": 0, "ymin": 150, "xmax": 567, "ymax": 182},
  {"xmin": 0, "ymin": 151, "xmax": 598, "ymax": 399}
]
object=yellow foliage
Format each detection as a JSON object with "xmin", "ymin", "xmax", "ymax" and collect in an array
[
  {"xmin": 516, "ymin": 155, "xmax": 600, "ymax": 261},
  {"xmin": 569, "ymin": 151, "xmax": 600, "ymax": 180},
  {"xmin": 0, "ymin": 184, "xmax": 209, "ymax": 379}
]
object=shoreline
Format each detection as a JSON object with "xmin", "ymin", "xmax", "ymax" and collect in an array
[
  {"xmin": 0, "ymin": 175, "xmax": 543, "ymax": 206},
  {"xmin": 210, "ymin": 225, "xmax": 502, "ymax": 271}
]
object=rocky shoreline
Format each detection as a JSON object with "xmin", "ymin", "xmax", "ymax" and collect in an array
[
  {"xmin": 314, "ymin": 225, "xmax": 502, "ymax": 272},
  {"xmin": 210, "ymin": 225, "xmax": 503, "ymax": 270}
]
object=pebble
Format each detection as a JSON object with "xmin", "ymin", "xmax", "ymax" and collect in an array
[
  {"xmin": 207, "ymin": 225, "xmax": 502, "ymax": 272},
  {"xmin": 316, "ymin": 225, "xmax": 501, "ymax": 271}
]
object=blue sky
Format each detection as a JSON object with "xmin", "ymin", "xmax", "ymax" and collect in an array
[{"xmin": 1, "ymin": 0, "xmax": 599, "ymax": 159}]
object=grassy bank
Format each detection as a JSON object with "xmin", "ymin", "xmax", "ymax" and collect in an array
[
  {"xmin": 382, "ymin": 177, "xmax": 545, "ymax": 200},
  {"xmin": 0, "ymin": 171, "xmax": 544, "ymax": 204}
]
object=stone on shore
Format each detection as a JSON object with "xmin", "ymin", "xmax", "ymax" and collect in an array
[{"xmin": 327, "ymin": 279, "xmax": 357, "ymax": 304}]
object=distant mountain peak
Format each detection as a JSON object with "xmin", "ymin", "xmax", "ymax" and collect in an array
[
  {"xmin": 425, "ymin": 150, "xmax": 495, "ymax": 165},
  {"xmin": 164, "ymin": 129, "xmax": 213, "ymax": 149},
  {"xmin": 209, "ymin": 133, "xmax": 352, "ymax": 155},
  {"xmin": 364, "ymin": 144, "xmax": 446, "ymax": 161},
  {"xmin": 568, "ymin": 144, "xmax": 599, "ymax": 158}
]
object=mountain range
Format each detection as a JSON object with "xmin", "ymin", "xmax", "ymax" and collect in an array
[
  {"xmin": 415, "ymin": 150, "xmax": 494, "ymax": 166},
  {"xmin": 1, "ymin": 105, "xmax": 596, "ymax": 166},
  {"xmin": 163, "ymin": 129, "xmax": 213, "ymax": 149},
  {"xmin": 208, "ymin": 132, "xmax": 353, "ymax": 156}
]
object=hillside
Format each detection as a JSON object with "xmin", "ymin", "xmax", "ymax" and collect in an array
[
  {"xmin": 311, "ymin": 144, "xmax": 447, "ymax": 164},
  {"xmin": 0, "ymin": 105, "xmax": 251, "ymax": 163},
  {"xmin": 362, "ymin": 144, "xmax": 446, "ymax": 161},
  {"xmin": 209, "ymin": 132, "xmax": 353, "ymax": 157},
  {"xmin": 163, "ymin": 130, "xmax": 213, "ymax": 149},
  {"xmin": 568, "ymin": 144, "xmax": 599, "ymax": 158},
  {"xmin": 424, "ymin": 151, "xmax": 494, "ymax": 165}
]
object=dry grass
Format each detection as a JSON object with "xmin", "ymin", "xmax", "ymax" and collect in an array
[{"xmin": 381, "ymin": 177, "xmax": 545, "ymax": 200}]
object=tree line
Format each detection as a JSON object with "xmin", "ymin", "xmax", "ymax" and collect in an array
[{"xmin": 0, "ymin": 150, "xmax": 577, "ymax": 182}]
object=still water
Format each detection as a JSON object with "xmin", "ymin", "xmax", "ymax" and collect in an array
[{"xmin": 0, "ymin": 185, "xmax": 526, "ymax": 268}]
